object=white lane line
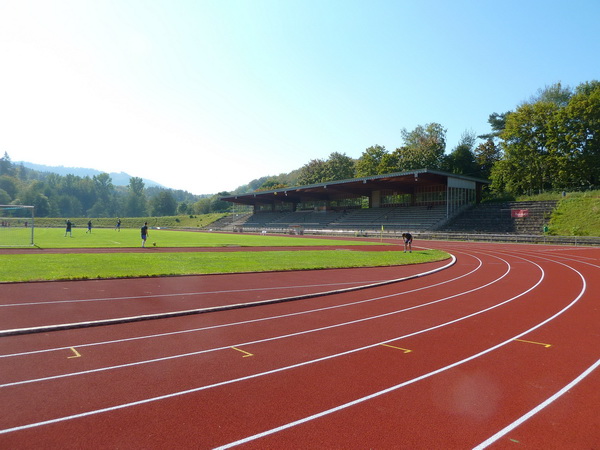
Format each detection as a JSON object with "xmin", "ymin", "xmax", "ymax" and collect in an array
[
  {"xmin": 216, "ymin": 260, "xmax": 586, "ymax": 450},
  {"xmin": 0, "ymin": 256, "xmax": 493, "ymax": 386},
  {"xmin": 1, "ymin": 255, "xmax": 463, "ymax": 358},
  {"xmin": 0, "ymin": 279, "xmax": 396, "ymax": 308},
  {"xmin": 0, "ymin": 254, "xmax": 541, "ymax": 435},
  {"xmin": 473, "ymin": 357, "xmax": 600, "ymax": 449}
]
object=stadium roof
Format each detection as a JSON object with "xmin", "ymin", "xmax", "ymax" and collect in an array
[{"xmin": 221, "ymin": 169, "xmax": 490, "ymax": 206}]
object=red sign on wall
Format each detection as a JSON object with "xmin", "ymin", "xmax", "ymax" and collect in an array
[{"xmin": 511, "ymin": 209, "xmax": 529, "ymax": 218}]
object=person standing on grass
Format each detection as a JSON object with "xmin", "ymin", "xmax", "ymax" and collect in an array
[
  {"xmin": 402, "ymin": 232, "xmax": 413, "ymax": 253},
  {"xmin": 116, "ymin": 217, "xmax": 121, "ymax": 231},
  {"xmin": 141, "ymin": 222, "xmax": 149, "ymax": 247},
  {"xmin": 65, "ymin": 219, "xmax": 73, "ymax": 237},
  {"xmin": 86, "ymin": 220, "xmax": 92, "ymax": 233}
]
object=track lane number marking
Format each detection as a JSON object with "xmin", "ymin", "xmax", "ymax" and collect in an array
[
  {"xmin": 67, "ymin": 347, "xmax": 82, "ymax": 359},
  {"xmin": 380, "ymin": 344, "xmax": 412, "ymax": 354},
  {"xmin": 514, "ymin": 339, "xmax": 552, "ymax": 348},
  {"xmin": 231, "ymin": 347, "xmax": 253, "ymax": 358}
]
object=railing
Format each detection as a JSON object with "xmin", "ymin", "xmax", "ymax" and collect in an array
[{"xmin": 216, "ymin": 226, "xmax": 600, "ymax": 246}]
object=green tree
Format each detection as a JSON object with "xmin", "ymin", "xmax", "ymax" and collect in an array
[
  {"xmin": 559, "ymin": 80, "xmax": 600, "ymax": 188},
  {"xmin": 474, "ymin": 139, "xmax": 502, "ymax": 179},
  {"xmin": 0, "ymin": 188, "xmax": 11, "ymax": 204},
  {"xmin": 255, "ymin": 179, "xmax": 289, "ymax": 191},
  {"xmin": 529, "ymin": 82, "xmax": 573, "ymax": 107},
  {"xmin": 91, "ymin": 173, "xmax": 116, "ymax": 217},
  {"xmin": 21, "ymin": 181, "xmax": 51, "ymax": 216},
  {"xmin": 177, "ymin": 201, "xmax": 191, "ymax": 215},
  {"xmin": 444, "ymin": 130, "xmax": 479, "ymax": 176},
  {"xmin": 195, "ymin": 192, "xmax": 231, "ymax": 214},
  {"xmin": 193, "ymin": 197, "xmax": 212, "ymax": 214},
  {"xmin": 125, "ymin": 177, "xmax": 147, "ymax": 216},
  {"xmin": 150, "ymin": 190, "xmax": 177, "ymax": 216},
  {"xmin": 0, "ymin": 175, "xmax": 18, "ymax": 200},
  {"xmin": 396, "ymin": 123, "xmax": 447, "ymax": 170},
  {"xmin": 493, "ymin": 101, "xmax": 561, "ymax": 195},
  {"xmin": 0, "ymin": 152, "xmax": 14, "ymax": 176},
  {"xmin": 298, "ymin": 159, "xmax": 328, "ymax": 185},
  {"xmin": 478, "ymin": 112, "xmax": 510, "ymax": 141},
  {"xmin": 324, "ymin": 152, "xmax": 355, "ymax": 181},
  {"xmin": 491, "ymin": 80, "xmax": 600, "ymax": 195},
  {"xmin": 355, "ymin": 145, "xmax": 388, "ymax": 177}
]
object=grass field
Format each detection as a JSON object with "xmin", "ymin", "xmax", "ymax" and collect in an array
[
  {"xmin": 0, "ymin": 249, "xmax": 449, "ymax": 282},
  {"xmin": 0, "ymin": 229, "xmax": 449, "ymax": 282},
  {"xmin": 28, "ymin": 228, "xmax": 385, "ymax": 248}
]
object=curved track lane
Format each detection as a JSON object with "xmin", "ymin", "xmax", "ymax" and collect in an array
[{"xmin": 0, "ymin": 241, "xmax": 599, "ymax": 448}]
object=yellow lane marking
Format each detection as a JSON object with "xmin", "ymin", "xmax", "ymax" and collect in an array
[
  {"xmin": 68, "ymin": 347, "xmax": 82, "ymax": 359},
  {"xmin": 231, "ymin": 346, "xmax": 253, "ymax": 358},
  {"xmin": 514, "ymin": 339, "xmax": 552, "ymax": 348},
  {"xmin": 380, "ymin": 344, "xmax": 412, "ymax": 354}
]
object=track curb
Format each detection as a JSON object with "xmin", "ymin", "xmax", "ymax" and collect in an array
[{"xmin": 0, "ymin": 255, "xmax": 456, "ymax": 337}]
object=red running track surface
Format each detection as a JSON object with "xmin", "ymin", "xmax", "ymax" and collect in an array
[{"xmin": 0, "ymin": 240, "xmax": 599, "ymax": 448}]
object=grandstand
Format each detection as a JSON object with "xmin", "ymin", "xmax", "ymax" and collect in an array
[{"xmin": 220, "ymin": 169, "xmax": 489, "ymax": 234}]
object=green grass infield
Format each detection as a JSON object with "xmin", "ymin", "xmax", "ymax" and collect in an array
[
  {"xmin": 0, "ymin": 249, "xmax": 449, "ymax": 282},
  {"xmin": 1, "ymin": 229, "xmax": 450, "ymax": 282},
  {"xmin": 28, "ymin": 228, "xmax": 386, "ymax": 248}
]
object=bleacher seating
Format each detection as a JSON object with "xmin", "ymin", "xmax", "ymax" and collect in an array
[
  {"xmin": 218, "ymin": 205, "xmax": 448, "ymax": 232},
  {"xmin": 331, "ymin": 205, "xmax": 447, "ymax": 231},
  {"xmin": 207, "ymin": 201, "xmax": 559, "ymax": 236},
  {"xmin": 442, "ymin": 201, "xmax": 557, "ymax": 234}
]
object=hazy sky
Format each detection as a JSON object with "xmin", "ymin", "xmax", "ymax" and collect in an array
[{"xmin": 1, "ymin": 1, "xmax": 598, "ymax": 194}]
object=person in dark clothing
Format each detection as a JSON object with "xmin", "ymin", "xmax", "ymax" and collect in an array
[
  {"xmin": 402, "ymin": 232, "xmax": 413, "ymax": 253},
  {"xmin": 141, "ymin": 222, "xmax": 149, "ymax": 247},
  {"xmin": 65, "ymin": 220, "xmax": 73, "ymax": 237}
]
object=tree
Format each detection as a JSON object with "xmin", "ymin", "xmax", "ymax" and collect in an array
[
  {"xmin": 474, "ymin": 139, "xmax": 502, "ymax": 179},
  {"xmin": 150, "ymin": 190, "xmax": 177, "ymax": 216},
  {"xmin": 255, "ymin": 179, "xmax": 289, "ymax": 191},
  {"xmin": 493, "ymin": 101, "xmax": 561, "ymax": 195},
  {"xmin": 396, "ymin": 123, "xmax": 447, "ymax": 170},
  {"xmin": 0, "ymin": 189, "xmax": 11, "ymax": 204},
  {"xmin": 178, "ymin": 202, "xmax": 191, "ymax": 215},
  {"xmin": 297, "ymin": 153, "xmax": 356, "ymax": 185},
  {"xmin": 559, "ymin": 80, "xmax": 600, "ymax": 188},
  {"xmin": 444, "ymin": 130, "xmax": 479, "ymax": 176},
  {"xmin": 478, "ymin": 112, "xmax": 510, "ymax": 140},
  {"xmin": 91, "ymin": 173, "xmax": 116, "ymax": 217},
  {"xmin": 125, "ymin": 177, "xmax": 147, "ymax": 217},
  {"xmin": 355, "ymin": 145, "xmax": 388, "ymax": 177},
  {"xmin": 0, "ymin": 152, "xmax": 14, "ymax": 176},
  {"xmin": 298, "ymin": 159, "xmax": 328, "ymax": 185},
  {"xmin": 211, "ymin": 192, "xmax": 232, "ymax": 213},
  {"xmin": 193, "ymin": 197, "xmax": 212, "ymax": 214},
  {"xmin": 324, "ymin": 152, "xmax": 355, "ymax": 181},
  {"xmin": 0, "ymin": 175, "xmax": 18, "ymax": 200},
  {"xmin": 528, "ymin": 82, "xmax": 573, "ymax": 107},
  {"xmin": 21, "ymin": 181, "xmax": 51, "ymax": 216},
  {"xmin": 491, "ymin": 80, "xmax": 600, "ymax": 195}
]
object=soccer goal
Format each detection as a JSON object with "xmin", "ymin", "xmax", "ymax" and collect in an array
[{"xmin": 0, "ymin": 205, "xmax": 35, "ymax": 247}]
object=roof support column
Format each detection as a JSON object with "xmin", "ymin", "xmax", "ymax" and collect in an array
[{"xmin": 370, "ymin": 190, "xmax": 381, "ymax": 208}]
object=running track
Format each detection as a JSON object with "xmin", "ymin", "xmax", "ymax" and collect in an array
[{"xmin": 0, "ymin": 240, "xmax": 598, "ymax": 448}]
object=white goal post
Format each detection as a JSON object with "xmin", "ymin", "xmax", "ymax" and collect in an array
[{"xmin": 0, "ymin": 205, "xmax": 34, "ymax": 247}]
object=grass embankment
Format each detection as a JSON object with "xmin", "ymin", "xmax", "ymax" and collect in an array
[
  {"xmin": 495, "ymin": 190, "xmax": 600, "ymax": 236},
  {"xmin": 546, "ymin": 191, "xmax": 600, "ymax": 236},
  {"xmin": 2, "ymin": 229, "xmax": 450, "ymax": 282}
]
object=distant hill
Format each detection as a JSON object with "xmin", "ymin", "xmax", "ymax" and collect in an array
[{"xmin": 16, "ymin": 162, "xmax": 164, "ymax": 188}]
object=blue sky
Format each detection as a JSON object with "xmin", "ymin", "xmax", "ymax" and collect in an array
[{"xmin": 1, "ymin": 0, "xmax": 598, "ymax": 194}]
